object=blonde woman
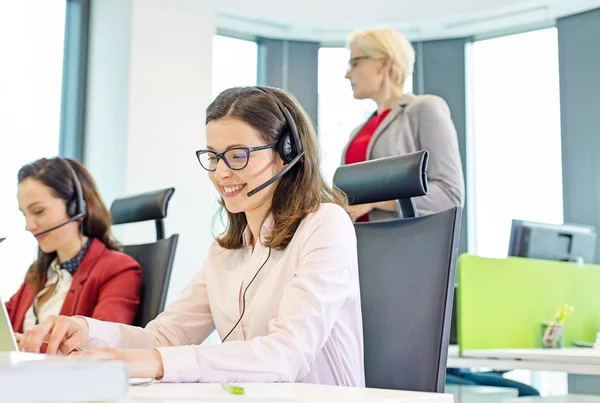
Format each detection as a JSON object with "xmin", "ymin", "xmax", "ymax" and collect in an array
[{"xmin": 342, "ymin": 27, "xmax": 464, "ymax": 222}]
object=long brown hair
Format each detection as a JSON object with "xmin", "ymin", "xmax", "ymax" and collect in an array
[
  {"xmin": 18, "ymin": 157, "xmax": 120, "ymax": 293},
  {"xmin": 207, "ymin": 86, "xmax": 348, "ymax": 250}
]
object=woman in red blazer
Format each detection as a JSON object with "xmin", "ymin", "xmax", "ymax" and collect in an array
[{"xmin": 6, "ymin": 157, "xmax": 142, "ymax": 334}]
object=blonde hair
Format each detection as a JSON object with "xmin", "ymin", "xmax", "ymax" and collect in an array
[{"xmin": 347, "ymin": 27, "xmax": 415, "ymax": 89}]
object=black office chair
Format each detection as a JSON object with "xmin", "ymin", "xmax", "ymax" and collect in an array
[
  {"xmin": 334, "ymin": 151, "xmax": 462, "ymax": 393},
  {"xmin": 110, "ymin": 188, "xmax": 179, "ymax": 327}
]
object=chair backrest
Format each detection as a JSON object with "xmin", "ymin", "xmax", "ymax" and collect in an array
[
  {"xmin": 110, "ymin": 188, "xmax": 178, "ymax": 327},
  {"xmin": 334, "ymin": 151, "xmax": 429, "ymax": 217},
  {"xmin": 111, "ymin": 188, "xmax": 175, "ymax": 240},
  {"xmin": 333, "ymin": 152, "xmax": 461, "ymax": 393},
  {"xmin": 123, "ymin": 235, "xmax": 178, "ymax": 327},
  {"xmin": 356, "ymin": 208, "xmax": 461, "ymax": 392}
]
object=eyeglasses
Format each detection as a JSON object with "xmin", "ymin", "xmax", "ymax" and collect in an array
[
  {"xmin": 195, "ymin": 145, "xmax": 274, "ymax": 171},
  {"xmin": 347, "ymin": 56, "xmax": 371, "ymax": 73}
]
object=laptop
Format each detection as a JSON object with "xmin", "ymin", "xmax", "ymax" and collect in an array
[
  {"xmin": 0, "ymin": 237, "xmax": 17, "ymax": 351},
  {"xmin": 0, "ymin": 297, "xmax": 19, "ymax": 352}
]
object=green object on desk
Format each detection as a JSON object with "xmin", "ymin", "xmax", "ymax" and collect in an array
[
  {"xmin": 555, "ymin": 304, "xmax": 575, "ymax": 324},
  {"xmin": 457, "ymin": 254, "xmax": 600, "ymax": 354},
  {"xmin": 222, "ymin": 383, "xmax": 245, "ymax": 395}
]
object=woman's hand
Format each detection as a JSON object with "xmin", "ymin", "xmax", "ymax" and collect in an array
[
  {"xmin": 71, "ymin": 348, "xmax": 164, "ymax": 379},
  {"xmin": 347, "ymin": 203, "xmax": 374, "ymax": 222},
  {"xmin": 20, "ymin": 315, "xmax": 89, "ymax": 355}
]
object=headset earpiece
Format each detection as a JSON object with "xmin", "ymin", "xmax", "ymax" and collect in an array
[
  {"xmin": 67, "ymin": 199, "xmax": 78, "ymax": 218},
  {"xmin": 59, "ymin": 158, "xmax": 87, "ymax": 220},
  {"xmin": 277, "ymin": 132, "xmax": 297, "ymax": 164}
]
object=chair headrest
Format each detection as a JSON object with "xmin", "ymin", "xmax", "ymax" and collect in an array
[
  {"xmin": 333, "ymin": 151, "xmax": 428, "ymax": 205},
  {"xmin": 111, "ymin": 188, "xmax": 175, "ymax": 225}
]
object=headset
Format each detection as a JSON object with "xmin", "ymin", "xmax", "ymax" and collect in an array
[
  {"xmin": 33, "ymin": 158, "xmax": 87, "ymax": 238},
  {"xmin": 246, "ymin": 86, "xmax": 305, "ymax": 197}
]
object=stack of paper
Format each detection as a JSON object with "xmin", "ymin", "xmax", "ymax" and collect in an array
[{"xmin": 0, "ymin": 351, "xmax": 129, "ymax": 403}]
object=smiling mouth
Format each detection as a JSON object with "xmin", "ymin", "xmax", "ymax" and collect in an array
[{"xmin": 222, "ymin": 184, "xmax": 246, "ymax": 195}]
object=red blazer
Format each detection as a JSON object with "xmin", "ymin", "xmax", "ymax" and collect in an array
[{"xmin": 6, "ymin": 238, "xmax": 142, "ymax": 333}]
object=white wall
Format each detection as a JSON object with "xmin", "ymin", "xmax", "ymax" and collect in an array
[{"xmin": 85, "ymin": 0, "xmax": 219, "ymax": 303}]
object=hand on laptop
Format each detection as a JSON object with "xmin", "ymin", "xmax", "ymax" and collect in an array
[{"xmin": 19, "ymin": 315, "xmax": 89, "ymax": 355}]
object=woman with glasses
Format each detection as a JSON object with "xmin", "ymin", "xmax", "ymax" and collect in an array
[
  {"xmin": 21, "ymin": 86, "xmax": 365, "ymax": 387},
  {"xmin": 343, "ymin": 27, "xmax": 464, "ymax": 222}
]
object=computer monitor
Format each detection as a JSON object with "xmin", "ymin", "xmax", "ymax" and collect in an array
[{"xmin": 508, "ymin": 219, "xmax": 597, "ymax": 264}]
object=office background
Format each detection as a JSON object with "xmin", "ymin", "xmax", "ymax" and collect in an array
[{"xmin": 1, "ymin": 0, "xmax": 599, "ymax": 321}]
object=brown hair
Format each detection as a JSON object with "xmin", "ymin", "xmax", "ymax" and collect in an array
[
  {"xmin": 207, "ymin": 86, "xmax": 348, "ymax": 250},
  {"xmin": 18, "ymin": 157, "xmax": 120, "ymax": 293}
]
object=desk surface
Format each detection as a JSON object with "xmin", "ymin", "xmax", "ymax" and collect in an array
[
  {"xmin": 122, "ymin": 383, "xmax": 453, "ymax": 403},
  {"xmin": 463, "ymin": 348, "xmax": 600, "ymax": 363},
  {"xmin": 504, "ymin": 395, "xmax": 600, "ymax": 403},
  {"xmin": 447, "ymin": 346, "xmax": 600, "ymax": 375}
]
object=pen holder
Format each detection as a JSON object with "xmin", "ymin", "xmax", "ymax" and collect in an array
[{"xmin": 541, "ymin": 321, "xmax": 564, "ymax": 348}]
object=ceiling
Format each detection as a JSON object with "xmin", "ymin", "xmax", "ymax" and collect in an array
[{"xmin": 215, "ymin": 0, "xmax": 600, "ymax": 42}]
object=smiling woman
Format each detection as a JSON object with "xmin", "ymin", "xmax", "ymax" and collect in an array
[
  {"xmin": 4, "ymin": 157, "xmax": 142, "ymax": 334},
  {"xmin": 20, "ymin": 87, "xmax": 366, "ymax": 387}
]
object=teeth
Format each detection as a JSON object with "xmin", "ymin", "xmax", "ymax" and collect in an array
[{"xmin": 223, "ymin": 185, "xmax": 244, "ymax": 194}]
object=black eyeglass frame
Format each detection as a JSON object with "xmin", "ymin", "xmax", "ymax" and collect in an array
[{"xmin": 195, "ymin": 144, "xmax": 274, "ymax": 171}]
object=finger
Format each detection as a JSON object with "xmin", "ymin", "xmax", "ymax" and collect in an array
[
  {"xmin": 59, "ymin": 332, "xmax": 85, "ymax": 356},
  {"xmin": 21, "ymin": 318, "xmax": 56, "ymax": 353},
  {"xmin": 46, "ymin": 317, "xmax": 74, "ymax": 355}
]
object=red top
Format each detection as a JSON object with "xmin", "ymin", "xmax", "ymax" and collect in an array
[
  {"xmin": 345, "ymin": 109, "xmax": 391, "ymax": 165},
  {"xmin": 345, "ymin": 109, "xmax": 391, "ymax": 222},
  {"xmin": 6, "ymin": 238, "xmax": 142, "ymax": 333}
]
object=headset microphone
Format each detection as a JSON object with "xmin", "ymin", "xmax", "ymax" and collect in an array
[
  {"xmin": 32, "ymin": 212, "xmax": 85, "ymax": 238},
  {"xmin": 246, "ymin": 152, "xmax": 304, "ymax": 197}
]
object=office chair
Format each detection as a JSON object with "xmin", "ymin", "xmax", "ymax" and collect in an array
[
  {"xmin": 334, "ymin": 151, "xmax": 462, "ymax": 393},
  {"xmin": 110, "ymin": 188, "xmax": 179, "ymax": 327}
]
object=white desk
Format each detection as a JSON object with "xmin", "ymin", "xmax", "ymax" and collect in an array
[
  {"xmin": 122, "ymin": 383, "xmax": 454, "ymax": 403},
  {"xmin": 505, "ymin": 395, "xmax": 600, "ymax": 403},
  {"xmin": 448, "ymin": 348, "xmax": 600, "ymax": 376},
  {"xmin": 445, "ymin": 384, "xmax": 518, "ymax": 403},
  {"xmin": 447, "ymin": 347, "xmax": 600, "ymax": 395}
]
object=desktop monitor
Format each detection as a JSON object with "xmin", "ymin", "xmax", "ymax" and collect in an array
[{"xmin": 508, "ymin": 219, "xmax": 597, "ymax": 264}]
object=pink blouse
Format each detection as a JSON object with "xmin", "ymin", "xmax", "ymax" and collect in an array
[{"xmin": 84, "ymin": 203, "xmax": 365, "ymax": 386}]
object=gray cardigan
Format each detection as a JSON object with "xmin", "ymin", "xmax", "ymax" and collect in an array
[{"xmin": 341, "ymin": 93, "xmax": 465, "ymax": 221}]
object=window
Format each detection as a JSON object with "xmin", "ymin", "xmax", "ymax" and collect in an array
[
  {"xmin": 318, "ymin": 47, "xmax": 413, "ymax": 185},
  {"xmin": 470, "ymin": 28, "xmax": 563, "ymax": 259},
  {"xmin": 212, "ymin": 35, "xmax": 258, "ymax": 98},
  {"xmin": 0, "ymin": 1, "xmax": 66, "ymax": 300}
]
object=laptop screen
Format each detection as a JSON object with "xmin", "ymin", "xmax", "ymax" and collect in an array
[
  {"xmin": 0, "ymin": 239, "xmax": 19, "ymax": 351},
  {"xmin": 0, "ymin": 297, "xmax": 19, "ymax": 352}
]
